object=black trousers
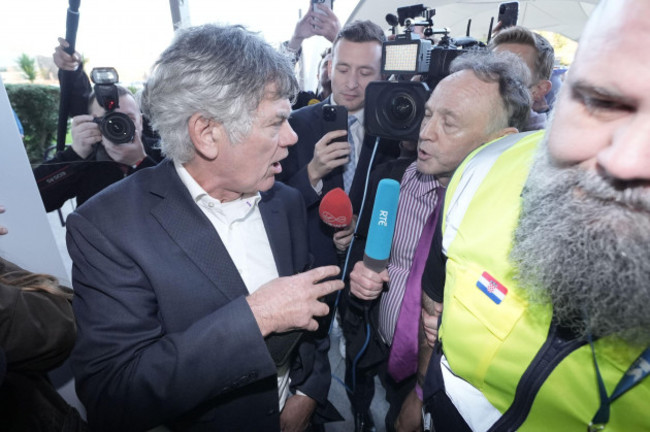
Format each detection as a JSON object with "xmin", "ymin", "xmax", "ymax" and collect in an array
[
  {"xmin": 344, "ymin": 346, "xmax": 417, "ymax": 432},
  {"xmin": 422, "ymin": 346, "xmax": 472, "ymax": 432}
]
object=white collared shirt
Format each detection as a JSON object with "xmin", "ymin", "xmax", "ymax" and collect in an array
[{"xmin": 174, "ymin": 161, "xmax": 291, "ymax": 409}]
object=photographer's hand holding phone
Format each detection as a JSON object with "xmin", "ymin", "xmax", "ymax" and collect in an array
[
  {"xmin": 493, "ymin": 1, "xmax": 519, "ymax": 37},
  {"xmin": 310, "ymin": 3, "xmax": 341, "ymax": 42},
  {"xmin": 288, "ymin": 2, "xmax": 341, "ymax": 52},
  {"xmin": 289, "ymin": 8, "xmax": 319, "ymax": 51},
  {"xmin": 307, "ymin": 130, "xmax": 350, "ymax": 187}
]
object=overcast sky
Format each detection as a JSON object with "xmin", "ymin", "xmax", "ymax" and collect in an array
[{"xmin": 2, "ymin": 0, "xmax": 357, "ymax": 84}]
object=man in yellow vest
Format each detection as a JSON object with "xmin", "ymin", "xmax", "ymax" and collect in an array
[{"xmin": 420, "ymin": 1, "xmax": 650, "ymax": 430}]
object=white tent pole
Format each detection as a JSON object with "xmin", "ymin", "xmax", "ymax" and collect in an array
[{"xmin": 169, "ymin": 0, "xmax": 191, "ymax": 31}]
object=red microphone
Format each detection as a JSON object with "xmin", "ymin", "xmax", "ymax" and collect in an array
[{"xmin": 319, "ymin": 188, "xmax": 353, "ymax": 228}]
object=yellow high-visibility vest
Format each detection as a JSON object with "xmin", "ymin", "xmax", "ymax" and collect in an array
[{"xmin": 439, "ymin": 131, "xmax": 650, "ymax": 431}]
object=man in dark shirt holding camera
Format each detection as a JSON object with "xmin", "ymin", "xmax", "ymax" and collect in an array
[{"xmin": 33, "ymin": 38, "xmax": 159, "ymax": 213}]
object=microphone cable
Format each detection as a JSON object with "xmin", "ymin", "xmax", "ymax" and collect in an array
[{"xmin": 329, "ymin": 136, "xmax": 381, "ymax": 395}]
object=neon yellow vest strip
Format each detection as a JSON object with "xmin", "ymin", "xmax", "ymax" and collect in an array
[{"xmin": 439, "ymin": 131, "xmax": 650, "ymax": 431}]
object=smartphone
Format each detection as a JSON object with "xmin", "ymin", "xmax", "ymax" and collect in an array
[
  {"xmin": 312, "ymin": 0, "xmax": 333, "ymax": 15},
  {"xmin": 498, "ymin": 1, "xmax": 519, "ymax": 29},
  {"xmin": 322, "ymin": 104, "xmax": 348, "ymax": 143}
]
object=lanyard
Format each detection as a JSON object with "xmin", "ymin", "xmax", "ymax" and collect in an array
[{"xmin": 587, "ymin": 333, "xmax": 650, "ymax": 432}]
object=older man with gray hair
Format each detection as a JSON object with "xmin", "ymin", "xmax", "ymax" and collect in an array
[
  {"xmin": 347, "ymin": 49, "xmax": 531, "ymax": 432},
  {"xmin": 66, "ymin": 24, "xmax": 342, "ymax": 432}
]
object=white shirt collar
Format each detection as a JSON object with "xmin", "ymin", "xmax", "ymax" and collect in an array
[{"xmin": 173, "ymin": 160, "xmax": 261, "ymax": 212}]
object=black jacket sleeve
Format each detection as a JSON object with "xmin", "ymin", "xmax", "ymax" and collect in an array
[
  {"xmin": 60, "ymin": 63, "xmax": 92, "ymax": 117},
  {"xmin": 421, "ymin": 215, "xmax": 446, "ymax": 303},
  {"xmin": 33, "ymin": 147, "xmax": 92, "ymax": 212}
]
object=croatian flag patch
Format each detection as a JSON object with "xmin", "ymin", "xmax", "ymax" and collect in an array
[{"xmin": 476, "ymin": 271, "xmax": 508, "ymax": 304}]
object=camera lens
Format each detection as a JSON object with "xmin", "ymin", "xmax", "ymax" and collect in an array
[
  {"xmin": 390, "ymin": 95, "xmax": 415, "ymax": 122},
  {"xmin": 98, "ymin": 112, "xmax": 136, "ymax": 144},
  {"xmin": 364, "ymin": 81, "xmax": 430, "ymax": 141}
]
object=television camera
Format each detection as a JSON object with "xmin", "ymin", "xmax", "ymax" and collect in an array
[{"xmin": 365, "ymin": 4, "xmax": 486, "ymax": 141}]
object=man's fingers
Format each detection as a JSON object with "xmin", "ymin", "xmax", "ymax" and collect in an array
[
  {"xmin": 314, "ymin": 279, "xmax": 344, "ymax": 299},
  {"xmin": 353, "ymin": 262, "xmax": 384, "ymax": 284},
  {"xmin": 352, "ymin": 290, "xmax": 374, "ymax": 301},
  {"xmin": 305, "ymin": 318, "xmax": 320, "ymax": 332},
  {"xmin": 333, "ymin": 231, "xmax": 352, "ymax": 241},
  {"xmin": 306, "ymin": 265, "xmax": 340, "ymax": 283},
  {"xmin": 311, "ymin": 301, "xmax": 330, "ymax": 318},
  {"xmin": 71, "ymin": 115, "xmax": 95, "ymax": 127},
  {"xmin": 325, "ymin": 155, "xmax": 349, "ymax": 170},
  {"xmin": 320, "ymin": 129, "xmax": 348, "ymax": 143},
  {"xmin": 322, "ymin": 140, "xmax": 350, "ymax": 152}
]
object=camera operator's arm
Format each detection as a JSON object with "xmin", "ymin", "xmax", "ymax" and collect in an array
[{"xmin": 54, "ymin": 37, "xmax": 91, "ymax": 117}]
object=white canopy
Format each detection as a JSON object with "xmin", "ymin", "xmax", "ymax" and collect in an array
[{"xmin": 347, "ymin": 0, "xmax": 598, "ymax": 41}]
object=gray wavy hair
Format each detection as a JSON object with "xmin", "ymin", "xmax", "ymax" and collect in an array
[
  {"xmin": 449, "ymin": 50, "xmax": 532, "ymax": 133},
  {"xmin": 141, "ymin": 24, "xmax": 299, "ymax": 163}
]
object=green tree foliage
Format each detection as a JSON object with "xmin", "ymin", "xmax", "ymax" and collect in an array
[
  {"xmin": 16, "ymin": 53, "xmax": 37, "ymax": 83},
  {"xmin": 6, "ymin": 84, "xmax": 60, "ymax": 164}
]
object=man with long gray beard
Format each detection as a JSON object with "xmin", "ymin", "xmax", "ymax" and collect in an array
[{"xmin": 419, "ymin": 0, "xmax": 650, "ymax": 430}]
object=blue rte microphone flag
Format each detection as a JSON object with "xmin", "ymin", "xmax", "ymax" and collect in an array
[{"xmin": 363, "ymin": 178, "xmax": 400, "ymax": 273}]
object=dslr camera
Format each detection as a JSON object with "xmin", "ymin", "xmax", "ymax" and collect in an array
[
  {"xmin": 365, "ymin": 4, "xmax": 485, "ymax": 141},
  {"xmin": 90, "ymin": 67, "xmax": 136, "ymax": 145}
]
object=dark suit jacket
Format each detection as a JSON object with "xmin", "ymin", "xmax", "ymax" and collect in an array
[
  {"xmin": 279, "ymin": 99, "xmax": 400, "ymax": 268},
  {"xmin": 66, "ymin": 160, "xmax": 332, "ymax": 431}
]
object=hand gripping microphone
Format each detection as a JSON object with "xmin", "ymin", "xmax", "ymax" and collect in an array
[
  {"xmin": 319, "ymin": 188, "xmax": 353, "ymax": 228},
  {"xmin": 363, "ymin": 179, "xmax": 400, "ymax": 272}
]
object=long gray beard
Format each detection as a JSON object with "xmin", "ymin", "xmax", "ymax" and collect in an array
[{"xmin": 510, "ymin": 137, "xmax": 650, "ymax": 345}]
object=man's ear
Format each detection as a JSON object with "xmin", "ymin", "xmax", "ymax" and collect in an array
[
  {"xmin": 495, "ymin": 126, "xmax": 520, "ymax": 140},
  {"xmin": 534, "ymin": 79, "xmax": 553, "ymax": 99},
  {"xmin": 188, "ymin": 113, "xmax": 223, "ymax": 160}
]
